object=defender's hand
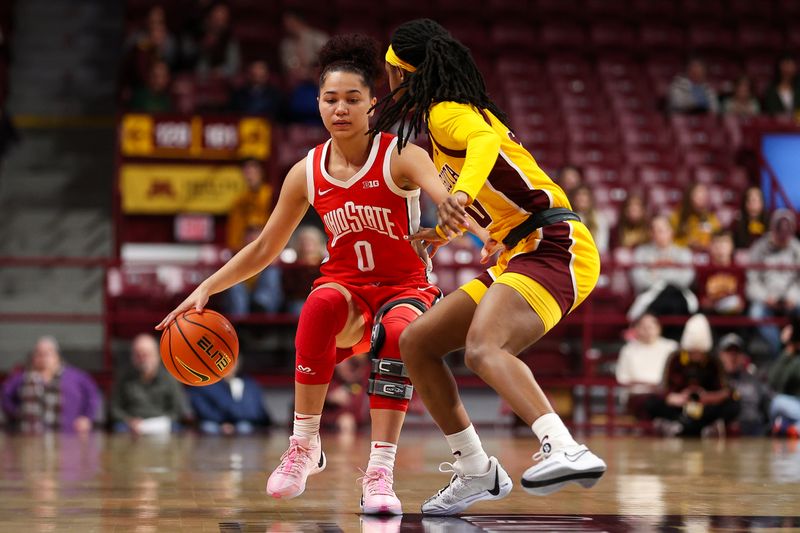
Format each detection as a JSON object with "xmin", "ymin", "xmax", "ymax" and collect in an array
[
  {"xmin": 480, "ymin": 238, "xmax": 503, "ymax": 264},
  {"xmin": 437, "ymin": 192, "xmax": 470, "ymax": 237},
  {"xmin": 407, "ymin": 226, "xmax": 448, "ymax": 258}
]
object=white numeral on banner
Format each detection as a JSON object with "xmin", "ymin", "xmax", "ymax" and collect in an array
[{"xmin": 354, "ymin": 241, "xmax": 375, "ymax": 272}]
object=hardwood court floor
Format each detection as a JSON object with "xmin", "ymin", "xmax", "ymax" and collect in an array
[{"xmin": 0, "ymin": 431, "xmax": 799, "ymax": 532}]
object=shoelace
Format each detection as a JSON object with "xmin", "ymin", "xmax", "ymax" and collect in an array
[
  {"xmin": 357, "ymin": 469, "xmax": 395, "ymax": 496},
  {"xmin": 532, "ymin": 444, "xmax": 554, "ymax": 463},
  {"xmin": 430, "ymin": 462, "xmax": 469, "ymax": 503},
  {"xmin": 277, "ymin": 441, "xmax": 312, "ymax": 475}
]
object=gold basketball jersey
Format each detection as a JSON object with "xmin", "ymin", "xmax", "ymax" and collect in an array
[{"xmin": 427, "ymin": 101, "xmax": 571, "ymax": 242}]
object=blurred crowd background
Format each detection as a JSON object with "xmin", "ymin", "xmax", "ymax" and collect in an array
[{"xmin": 0, "ymin": 0, "xmax": 799, "ymax": 436}]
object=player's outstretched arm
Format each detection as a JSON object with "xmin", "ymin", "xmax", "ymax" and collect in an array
[{"xmin": 156, "ymin": 159, "xmax": 310, "ymax": 330}]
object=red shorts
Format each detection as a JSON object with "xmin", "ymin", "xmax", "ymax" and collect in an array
[{"xmin": 312, "ymin": 276, "xmax": 441, "ymax": 362}]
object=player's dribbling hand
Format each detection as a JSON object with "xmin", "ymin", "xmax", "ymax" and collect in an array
[
  {"xmin": 437, "ymin": 192, "xmax": 470, "ymax": 237},
  {"xmin": 155, "ymin": 284, "xmax": 210, "ymax": 330},
  {"xmin": 407, "ymin": 227, "xmax": 448, "ymax": 258}
]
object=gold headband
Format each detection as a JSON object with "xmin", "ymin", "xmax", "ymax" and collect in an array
[{"xmin": 385, "ymin": 45, "xmax": 416, "ymax": 73}]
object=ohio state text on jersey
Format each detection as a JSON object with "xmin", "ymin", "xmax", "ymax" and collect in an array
[{"xmin": 306, "ymin": 132, "xmax": 427, "ymax": 285}]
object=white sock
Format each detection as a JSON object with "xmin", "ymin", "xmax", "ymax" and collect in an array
[
  {"xmin": 367, "ymin": 441, "xmax": 397, "ymax": 472},
  {"xmin": 292, "ymin": 412, "xmax": 321, "ymax": 442},
  {"xmin": 445, "ymin": 425, "xmax": 491, "ymax": 475},
  {"xmin": 531, "ymin": 412, "xmax": 578, "ymax": 451}
]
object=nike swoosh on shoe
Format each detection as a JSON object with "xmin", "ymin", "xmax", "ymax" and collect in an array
[
  {"xmin": 487, "ymin": 467, "xmax": 501, "ymax": 496},
  {"xmin": 564, "ymin": 449, "xmax": 590, "ymax": 462}
]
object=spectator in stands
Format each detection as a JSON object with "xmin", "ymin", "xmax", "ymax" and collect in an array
[
  {"xmin": 1, "ymin": 336, "xmax": 100, "ymax": 434},
  {"xmin": 280, "ymin": 11, "xmax": 328, "ymax": 124},
  {"xmin": 121, "ymin": 6, "xmax": 178, "ymax": 92},
  {"xmin": 130, "ymin": 60, "xmax": 174, "ymax": 112},
  {"xmin": 763, "ymin": 54, "xmax": 800, "ymax": 117},
  {"xmin": 628, "ymin": 215, "xmax": 697, "ymax": 327},
  {"xmin": 124, "ymin": 5, "xmax": 178, "ymax": 70},
  {"xmin": 188, "ymin": 357, "xmax": 271, "ymax": 435},
  {"xmin": 747, "ymin": 209, "xmax": 800, "ymax": 357},
  {"xmin": 615, "ymin": 193, "xmax": 650, "ymax": 249},
  {"xmin": 615, "ymin": 313, "xmax": 678, "ymax": 418},
  {"xmin": 769, "ymin": 314, "xmax": 800, "ymax": 438},
  {"xmin": 722, "ymin": 77, "xmax": 760, "ymax": 118},
  {"xmin": 321, "ymin": 354, "xmax": 369, "ymax": 433},
  {"xmin": 223, "ymin": 158, "xmax": 280, "ymax": 315},
  {"xmin": 670, "ymin": 183, "xmax": 721, "ymax": 251},
  {"xmin": 227, "ymin": 158, "xmax": 273, "ymax": 254},
  {"xmin": 182, "ymin": 2, "xmax": 241, "ymax": 79},
  {"xmin": 280, "ymin": 11, "xmax": 328, "ymax": 85},
  {"xmin": 110, "ymin": 334, "xmax": 188, "ymax": 434},
  {"xmin": 224, "ymin": 227, "xmax": 283, "ymax": 315},
  {"xmin": 230, "ymin": 60, "xmax": 283, "ymax": 120},
  {"xmin": 645, "ymin": 314, "xmax": 739, "ymax": 437},
  {"xmin": 570, "ymin": 184, "xmax": 609, "ymax": 254},
  {"xmin": 733, "ymin": 186, "xmax": 768, "ymax": 249},
  {"xmin": 718, "ymin": 333, "xmax": 769, "ymax": 436},
  {"xmin": 668, "ymin": 57, "xmax": 719, "ymax": 114},
  {"xmin": 696, "ymin": 230, "xmax": 746, "ymax": 316},
  {"xmin": 282, "ymin": 226, "xmax": 327, "ymax": 315},
  {"xmin": 556, "ymin": 165, "xmax": 583, "ymax": 198}
]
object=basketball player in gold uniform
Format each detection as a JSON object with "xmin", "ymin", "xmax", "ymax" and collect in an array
[{"xmin": 371, "ymin": 19, "xmax": 607, "ymax": 515}]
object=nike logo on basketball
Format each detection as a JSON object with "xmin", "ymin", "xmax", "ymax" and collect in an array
[
  {"xmin": 318, "ymin": 188, "xmax": 334, "ymax": 196},
  {"xmin": 175, "ymin": 357, "xmax": 210, "ymax": 383},
  {"xmin": 296, "ymin": 365, "xmax": 316, "ymax": 375}
]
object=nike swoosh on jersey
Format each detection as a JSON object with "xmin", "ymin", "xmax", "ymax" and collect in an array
[{"xmin": 318, "ymin": 188, "xmax": 334, "ymax": 196}]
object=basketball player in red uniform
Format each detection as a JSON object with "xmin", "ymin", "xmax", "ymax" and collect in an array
[{"xmin": 156, "ymin": 35, "xmax": 458, "ymax": 515}]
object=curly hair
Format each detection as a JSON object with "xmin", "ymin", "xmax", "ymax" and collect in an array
[
  {"xmin": 369, "ymin": 18, "xmax": 509, "ymax": 150},
  {"xmin": 318, "ymin": 33, "xmax": 382, "ymax": 94}
]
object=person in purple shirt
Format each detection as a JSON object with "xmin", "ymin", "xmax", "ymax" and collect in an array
[{"xmin": 1, "ymin": 336, "xmax": 100, "ymax": 433}]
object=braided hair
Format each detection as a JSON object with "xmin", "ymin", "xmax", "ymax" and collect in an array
[
  {"xmin": 369, "ymin": 18, "xmax": 509, "ymax": 150},
  {"xmin": 318, "ymin": 34, "xmax": 382, "ymax": 95}
]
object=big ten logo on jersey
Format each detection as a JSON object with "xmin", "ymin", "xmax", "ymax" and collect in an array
[
  {"xmin": 323, "ymin": 201, "xmax": 400, "ymax": 246},
  {"xmin": 196, "ymin": 335, "xmax": 231, "ymax": 372},
  {"xmin": 363, "ymin": 179, "xmax": 380, "ymax": 189}
]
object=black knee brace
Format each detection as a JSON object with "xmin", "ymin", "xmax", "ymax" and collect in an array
[{"xmin": 367, "ymin": 298, "xmax": 429, "ymax": 401}]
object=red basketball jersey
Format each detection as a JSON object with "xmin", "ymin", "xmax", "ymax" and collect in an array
[{"xmin": 306, "ymin": 132, "xmax": 428, "ymax": 286}]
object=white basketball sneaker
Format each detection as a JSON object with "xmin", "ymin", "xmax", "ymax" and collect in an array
[
  {"xmin": 520, "ymin": 437, "xmax": 606, "ymax": 496},
  {"xmin": 421, "ymin": 456, "xmax": 513, "ymax": 516},
  {"xmin": 266, "ymin": 435, "xmax": 326, "ymax": 499}
]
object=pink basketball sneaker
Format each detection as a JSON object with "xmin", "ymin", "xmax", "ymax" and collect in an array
[
  {"xmin": 360, "ymin": 467, "xmax": 402, "ymax": 515},
  {"xmin": 266, "ymin": 435, "xmax": 326, "ymax": 499}
]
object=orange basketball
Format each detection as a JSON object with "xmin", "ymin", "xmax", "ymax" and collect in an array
[{"xmin": 159, "ymin": 309, "xmax": 239, "ymax": 386}]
